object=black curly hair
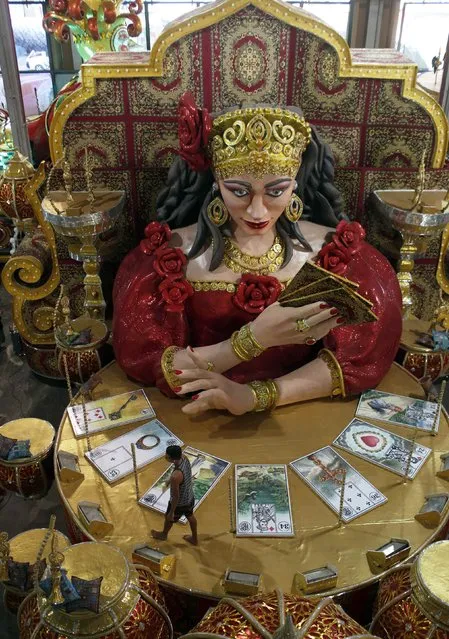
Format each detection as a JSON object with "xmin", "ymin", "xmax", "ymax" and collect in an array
[{"xmin": 156, "ymin": 107, "xmax": 346, "ymax": 271}]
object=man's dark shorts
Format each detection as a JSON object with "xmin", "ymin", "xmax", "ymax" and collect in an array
[{"xmin": 166, "ymin": 499, "xmax": 195, "ymax": 521}]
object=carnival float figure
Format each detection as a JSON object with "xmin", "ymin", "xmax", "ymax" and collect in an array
[{"xmin": 113, "ymin": 94, "xmax": 403, "ymax": 417}]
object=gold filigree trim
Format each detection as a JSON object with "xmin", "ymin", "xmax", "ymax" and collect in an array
[
  {"xmin": 318, "ymin": 348, "xmax": 346, "ymax": 398},
  {"xmin": 50, "ymin": 0, "xmax": 447, "ymax": 167},
  {"xmin": 161, "ymin": 345, "xmax": 182, "ymax": 390},
  {"xmin": 248, "ymin": 379, "xmax": 279, "ymax": 411},
  {"xmin": 189, "ymin": 278, "xmax": 291, "ymax": 292}
]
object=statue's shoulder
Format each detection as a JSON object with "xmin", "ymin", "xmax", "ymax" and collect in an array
[
  {"xmin": 170, "ymin": 223, "xmax": 199, "ymax": 254},
  {"xmin": 297, "ymin": 220, "xmax": 334, "ymax": 251}
]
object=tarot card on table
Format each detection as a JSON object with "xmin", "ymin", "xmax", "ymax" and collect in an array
[
  {"xmin": 139, "ymin": 447, "xmax": 230, "ymax": 523},
  {"xmin": 85, "ymin": 419, "xmax": 183, "ymax": 483},
  {"xmin": 290, "ymin": 446, "xmax": 387, "ymax": 522},
  {"xmin": 235, "ymin": 464, "xmax": 294, "ymax": 537},
  {"xmin": 333, "ymin": 418, "xmax": 432, "ymax": 479},
  {"xmin": 355, "ymin": 389, "xmax": 440, "ymax": 433},
  {"xmin": 68, "ymin": 389, "xmax": 155, "ymax": 438}
]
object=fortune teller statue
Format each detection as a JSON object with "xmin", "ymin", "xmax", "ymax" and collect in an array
[{"xmin": 113, "ymin": 94, "xmax": 402, "ymax": 416}]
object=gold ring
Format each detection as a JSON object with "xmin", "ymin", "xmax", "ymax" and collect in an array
[
  {"xmin": 206, "ymin": 361, "xmax": 215, "ymax": 372},
  {"xmin": 295, "ymin": 318, "xmax": 311, "ymax": 333}
]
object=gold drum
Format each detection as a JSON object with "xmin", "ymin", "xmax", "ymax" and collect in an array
[
  {"xmin": 371, "ymin": 540, "xmax": 449, "ymax": 639},
  {"xmin": 17, "ymin": 541, "xmax": 172, "ymax": 639},
  {"xmin": 0, "ymin": 418, "xmax": 55, "ymax": 499}
]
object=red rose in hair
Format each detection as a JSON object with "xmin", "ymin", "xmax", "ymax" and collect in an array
[
  {"xmin": 233, "ymin": 274, "xmax": 282, "ymax": 315},
  {"xmin": 334, "ymin": 220, "xmax": 366, "ymax": 254},
  {"xmin": 317, "ymin": 241, "xmax": 351, "ymax": 276},
  {"xmin": 153, "ymin": 245, "xmax": 186, "ymax": 277},
  {"xmin": 159, "ymin": 276, "xmax": 194, "ymax": 312},
  {"xmin": 140, "ymin": 221, "xmax": 171, "ymax": 254},
  {"xmin": 178, "ymin": 92, "xmax": 212, "ymax": 172}
]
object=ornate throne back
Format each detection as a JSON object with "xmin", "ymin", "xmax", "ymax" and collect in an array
[{"xmin": 6, "ymin": 0, "xmax": 449, "ymax": 377}]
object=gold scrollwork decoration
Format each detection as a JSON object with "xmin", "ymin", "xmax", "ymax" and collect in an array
[{"xmin": 1, "ymin": 162, "xmax": 60, "ymax": 345}]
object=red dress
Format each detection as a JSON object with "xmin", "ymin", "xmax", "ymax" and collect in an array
[{"xmin": 112, "ymin": 221, "xmax": 402, "ymax": 397}]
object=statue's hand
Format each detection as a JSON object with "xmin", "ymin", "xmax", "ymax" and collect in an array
[
  {"xmin": 174, "ymin": 347, "xmax": 255, "ymax": 416},
  {"xmin": 251, "ymin": 301, "xmax": 342, "ymax": 348}
]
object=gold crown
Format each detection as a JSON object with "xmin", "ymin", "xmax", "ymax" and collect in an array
[{"xmin": 210, "ymin": 107, "xmax": 312, "ymax": 180}]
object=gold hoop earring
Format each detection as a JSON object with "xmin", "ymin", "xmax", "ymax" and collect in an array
[
  {"xmin": 284, "ymin": 193, "xmax": 303, "ymax": 224},
  {"xmin": 207, "ymin": 196, "xmax": 229, "ymax": 227}
]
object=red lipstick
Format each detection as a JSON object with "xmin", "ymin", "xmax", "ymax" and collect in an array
[{"xmin": 244, "ymin": 220, "xmax": 270, "ymax": 230}]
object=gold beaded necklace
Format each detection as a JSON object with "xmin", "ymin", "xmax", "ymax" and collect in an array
[{"xmin": 223, "ymin": 234, "xmax": 285, "ymax": 275}]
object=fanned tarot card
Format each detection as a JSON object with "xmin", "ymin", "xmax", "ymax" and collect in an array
[
  {"xmin": 235, "ymin": 464, "xmax": 294, "ymax": 537},
  {"xmin": 67, "ymin": 389, "xmax": 155, "ymax": 438},
  {"xmin": 278, "ymin": 262, "xmax": 377, "ymax": 326},
  {"xmin": 139, "ymin": 447, "xmax": 231, "ymax": 523},
  {"xmin": 279, "ymin": 261, "xmax": 360, "ymax": 299},
  {"xmin": 333, "ymin": 419, "xmax": 432, "ymax": 479},
  {"xmin": 290, "ymin": 446, "xmax": 387, "ymax": 522},
  {"xmin": 356, "ymin": 389, "xmax": 441, "ymax": 433},
  {"xmin": 85, "ymin": 419, "xmax": 183, "ymax": 484}
]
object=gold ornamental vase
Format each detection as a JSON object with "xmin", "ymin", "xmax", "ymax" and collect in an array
[{"xmin": 17, "ymin": 542, "xmax": 173, "ymax": 639}]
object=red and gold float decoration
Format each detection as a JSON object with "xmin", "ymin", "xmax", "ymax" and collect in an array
[
  {"xmin": 0, "ymin": 418, "xmax": 55, "ymax": 499},
  {"xmin": 18, "ymin": 541, "xmax": 173, "ymax": 639},
  {"xmin": 0, "ymin": 151, "xmax": 36, "ymax": 222},
  {"xmin": 371, "ymin": 540, "xmax": 449, "ymax": 639},
  {"xmin": 43, "ymin": 0, "xmax": 143, "ymax": 62},
  {"xmin": 184, "ymin": 589, "xmax": 377, "ymax": 639},
  {"xmin": 0, "ymin": 528, "xmax": 70, "ymax": 614}
]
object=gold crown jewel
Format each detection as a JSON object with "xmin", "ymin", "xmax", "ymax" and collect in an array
[{"xmin": 210, "ymin": 108, "xmax": 312, "ymax": 180}]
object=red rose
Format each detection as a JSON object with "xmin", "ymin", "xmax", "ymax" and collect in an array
[
  {"xmin": 233, "ymin": 274, "xmax": 282, "ymax": 315},
  {"xmin": 177, "ymin": 92, "xmax": 212, "ymax": 172},
  {"xmin": 140, "ymin": 221, "xmax": 171, "ymax": 254},
  {"xmin": 317, "ymin": 241, "xmax": 351, "ymax": 276},
  {"xmin": 334, "ymin": 220, "xmax": 366, "ymax": 254},
  {"xmin": 159, "ymin": 276, "xmax": 194, "ymax": 312},
  {"xmin": 153, "ymin": 245, "xmax": 186, "ymax": 277}
]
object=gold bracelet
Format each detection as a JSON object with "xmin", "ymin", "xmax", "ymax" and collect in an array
[
  {"xmin": 231, "ymin": 323, "xmax": 266, "ymax": 362},
  {"xmin": 161, "ymin": 345, "xmax": 182, "ymax": 390},
  {"xmin": 318, "ymin": 349, "xmax": 346, "ymax": 398},
  {"xmin": 248, "ymin": 379, "xmax": 279, "ymax": 412}
]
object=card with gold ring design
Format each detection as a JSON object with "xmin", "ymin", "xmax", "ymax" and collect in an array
[{"xmin": 85, "ymin": 419, "xmax": 183, "ymax": 484}]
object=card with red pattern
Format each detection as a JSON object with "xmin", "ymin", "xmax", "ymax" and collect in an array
[{"xmin": 333, "ymin": 418, "xmax": 431, "ymax": 479}]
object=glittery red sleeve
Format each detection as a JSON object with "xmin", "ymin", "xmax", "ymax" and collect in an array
[
  {"xmin": 112, "ymin": 245, "xmax": 190, "ymax": 393},
  {"xmin": 322, "ymin": 241, "xmax": 403, "ymax": 395}
]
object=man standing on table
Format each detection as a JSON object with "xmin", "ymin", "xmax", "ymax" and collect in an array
[{"xmin": 151, "ymin": 445, "xmax": 198, "ymax": 546}]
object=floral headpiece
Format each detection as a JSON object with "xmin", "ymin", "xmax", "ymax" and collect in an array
[{"xmin": 177, "ymin": 93, "xmax": 312, "ymax": 179}]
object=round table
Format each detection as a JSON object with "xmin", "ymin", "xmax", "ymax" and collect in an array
[{"xmin": 55, "ymin": 362, "xmax": 449, "ymax": 610}]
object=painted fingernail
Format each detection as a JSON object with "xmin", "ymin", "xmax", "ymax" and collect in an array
[
  {"xmin": 319, "ymin": 303, "xmax": 330, "ymax": 309},
  {"xmin": 192, "ymin": 394, "xmax": 199, "ymax": 400},
  {"xmin": 174, "ymin": 370, "xmax": 183, "ymax": 375},
  {"xmin": 173, "ymin": 386, "xmax": 182, "ymax": 392},
  {"xmin": 337, "ymin": 317, "xmax": 345, "ymax": 324},
  {"xmin": 330, "ymin": 308, "xmax": 338, "ymax": 316}
]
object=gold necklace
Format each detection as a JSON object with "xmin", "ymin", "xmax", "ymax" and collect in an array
[{"xmin": 223, "ymin": 234, "xmax": 285, "ymax": 275}]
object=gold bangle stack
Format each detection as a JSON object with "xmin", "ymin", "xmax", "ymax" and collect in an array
[
  {"xmin": 231, "ymin": 323, "xmax": 266, "ymax": 362},
  {"xmin": 248, "ymin": 379, "xmax": 279, "ymax": 412},
  {"xmin": 161, "ymin": 345, "xmax": 182, "ymax": 390},
  {"xmin": 318, "ymin": 348, "xmax": 346, "ymax": 398}
]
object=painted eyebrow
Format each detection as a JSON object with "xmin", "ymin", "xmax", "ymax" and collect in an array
[{"xmin": 223, "ymin": 178, "xmax": 292, "ymax": 188}]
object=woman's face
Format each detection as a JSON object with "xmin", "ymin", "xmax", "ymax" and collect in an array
[{"xmin": 218, "ymin": 174, "xmax": 295, "ymax": 236}]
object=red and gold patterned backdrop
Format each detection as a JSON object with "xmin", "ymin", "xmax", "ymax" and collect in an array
[{"xmin": 49, "ymin": 0, "xmax": 449, "ymax": 317}]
